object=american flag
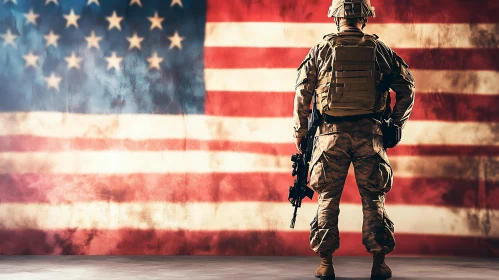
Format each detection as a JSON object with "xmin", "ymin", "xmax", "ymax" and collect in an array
[{"xmin": 0, "ymin": 0, "xmax": 498, "ymax": 256}]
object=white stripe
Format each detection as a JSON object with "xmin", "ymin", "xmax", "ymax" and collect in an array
[
  {"xmin": 0, "ymin": 112, "xmax": 497, "ymax": 146},
  {"xmin": 205, "ymin": 23, "xmax": 499, "ymax": 49},
  {"xmin": 0, "ymin": 151, "xmax": 497, "ymax": 181},
  {"xmin": 205, "ymin": 68, "xmax": 499, "ymax": 95},
  {"xmin": 0, "ymin": 151, "xmax": 288, "ymax": 174},
  {"xmin": 1, "ymin": 202, "xmax": 497, "ymax": 237}
]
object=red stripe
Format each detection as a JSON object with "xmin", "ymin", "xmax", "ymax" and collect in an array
[
  {"xmin": 0, "ymin": 136, "xmax": 498, "ymax": 156},
  {"xmin": 205, "ymin": 91, "xmax": 499, "ymax": 122},
  {"xmin": 1, "ymin": 135, "xmax": 499, "ymax": 156},
  {"xmin": 386, "ymin": 146, "xmax": 499, "ymax": 157},
  {"xmin": 2, "ymin": 174, "xmax": 498, "ymax": 209},
  {"xmin": 205, "ymin": 47, "xmax": 499, "ymax": 71},
  {"xmin": 207, "ymin": 0, "xmax": 499, "ymax": 23},
  {"xmin": 1, "ymin": 229, "xmax": 497, "ymax": 256},
  {"xmin": 395, "ymin": 49, "xmax": 499, "ymax": 71},
  {"xmin": 410, "ymin": 94, "xmax": 499, "ymax": 122}
]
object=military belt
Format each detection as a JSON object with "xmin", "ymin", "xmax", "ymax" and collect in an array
[{"xmin": 323, "ymin": 113, "xmax": 378, "ymax": 123}]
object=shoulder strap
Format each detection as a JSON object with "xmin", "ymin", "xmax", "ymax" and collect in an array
[
  {"xmin": 362, "ymin": 33, "xmax": 378, "ymax": 43},
  {"xmin": 322, "ymin": 33, "xmax": 337, "ymax": 40}
]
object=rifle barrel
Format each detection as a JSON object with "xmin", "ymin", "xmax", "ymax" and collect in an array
[{"xmin": 290, "ymin": 205, "xmax": 298, "ymax": 228}]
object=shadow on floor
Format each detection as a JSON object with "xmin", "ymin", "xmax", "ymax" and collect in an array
[
  {"xmin": 335, "ymin": 278, "xmax": 370, "ymax": 280},
  {"xmin": 335, "ymin": 278, "xmax": 431, "ymax": 280}
]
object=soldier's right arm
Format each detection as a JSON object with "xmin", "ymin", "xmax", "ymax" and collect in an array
[
  {"xmin": 293, "ymin": 47, "xmax": 318, "ymax": 139},
  {"xmin": 385, "ymin": 48, "xmax": 416, "ymax": 128},
  {"xmin": 389, "ymin": 52, "xmax": 415, "ymax": 128},
  {"xmin": 377, "ymin": 41, "xmax": 416, "ymax": 128}
]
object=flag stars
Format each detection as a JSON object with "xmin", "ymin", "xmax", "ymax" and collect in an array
[
  {"xmin": 64, "ymin": 9, "xmax": 80, "ymax": 28},
  {"xmin": 44, "ymin": 30, "xmax": 60, "ymax": 48},
  {"xmin": 45, "ymin": 73, "xmax": 62, "ymax": 91},
  {"xmin": 168, "ymin": 31, "xmax": 184, "ymax": 50},
  {"xmin": 106, "ymin": 11, "xmax": 124, "ymax": 31},
  {"xmin": 171, "ymin": 0, "xmax": 183, "ymax": 7},
  {"xmin": 148, "ymin": 12, "xmax": 164, "ymax": 30},
  {"xmin": 24, "ymin": 9, "xmax": 39, "ymax": 26},
  {"xmin": 147, "ymin": 52, "xmax": 163, "ymax": 70},
  {"xmin": 105, "ymin": 52, "xmax": 123, "ymax": 71},
  {"xmin": 65, "ymin": 52, "xmax": 82, "ymax": 70},
  {"xmin": 87, "ymin": 0, "xmax": 99, "ymax": 6},
  {"xmin": 23, "ymin": 52, "xmax": 39, "ymax": 68},
  {"xmin": 130, "ymin": 0, "xmax": 142, "ymax": 7},
  {"xmin": 1, "ymin": 29, "xmax": 18, "ymax": 47},
  {"xmin": 45, "ymin": 0, "xmax": 58, "ymax": 5},
  {"xmin": 127, "ymin": 32, "xmax": 144, "ymax": 50},
  {"xmin": 85, "ymin": 31, "xmax": 102, "ymax": 49}
]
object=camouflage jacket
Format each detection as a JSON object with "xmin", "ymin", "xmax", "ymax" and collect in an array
[{"xmin": 293, "ymin": 27, "xmax": 415, "ymax": 138}]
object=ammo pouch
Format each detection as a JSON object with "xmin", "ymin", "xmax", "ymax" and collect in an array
[{"xmin": 381, "ymin": 119, "xmax": 401, "ymax": 149}]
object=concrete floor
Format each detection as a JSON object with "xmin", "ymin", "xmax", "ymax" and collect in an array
[{"xmin": 0, "ymin": 256, "xmax": 497, "ymax": 280}]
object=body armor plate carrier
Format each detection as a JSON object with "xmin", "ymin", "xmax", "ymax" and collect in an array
[{"xmin": 318, "ymin": 32, "xmax": 387, "ymax": 117}]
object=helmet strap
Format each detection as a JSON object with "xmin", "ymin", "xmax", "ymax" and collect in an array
[
  {"xmin": 334, "ymin": 18, "xmax": 341, "ymax": 31},
  {"xmin": 361, "ymin": 17, "xmax": 368, "ymax": 29}
]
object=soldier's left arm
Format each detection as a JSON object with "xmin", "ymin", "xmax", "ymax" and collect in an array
[
  {"xmin": 293, "ymin": 47, "xmax": 318, "ymax": 138},
  {"xmin": 388, "ymin": 53, "xmax": 416, "ymax": 128}
]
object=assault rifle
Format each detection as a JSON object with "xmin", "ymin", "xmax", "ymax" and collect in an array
[{"xmin": 288, "ymin": 94, "xmax": 322, "ymax": 228}]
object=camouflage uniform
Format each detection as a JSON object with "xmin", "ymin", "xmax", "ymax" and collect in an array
[{"xmin": 293, "ymin": 26, "xmax": 415, "ymax": 255}]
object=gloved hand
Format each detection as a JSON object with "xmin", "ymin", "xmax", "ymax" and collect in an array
[
  {"xmin": 294, "ymin": 137, "xmax": 303, "ymax": 154},
  {"xmin": 381, "ymin": 119, "xmax": 402, "ymax": 149}
]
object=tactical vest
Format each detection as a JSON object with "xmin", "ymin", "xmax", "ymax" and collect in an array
[{"xmin": 316, "ymin": 32, "xmax": 387, "ymax": 117}]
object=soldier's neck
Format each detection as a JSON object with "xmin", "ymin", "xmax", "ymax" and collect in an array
[{"xmin": 338, "ymin": 25, "xmax": 363, "ymax": 32}]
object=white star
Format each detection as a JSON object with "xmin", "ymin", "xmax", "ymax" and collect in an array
[
  {"xmin": 1, "ymin": 28, "xmax": 18, "ymax": 47},
  {"xmin": 85, "ymin": 30, "xmax": 102, "ymax": 49},
  {"xmin": 64, "ymin": 9, "xmax": 80, "ymax": 28},
  {"xmin": 148, "ymin": 12, "xmax": 164, "ymax": 31},
  {"xmin": 127, "ymin": 32, "xmax": 144, "ymax": 50},
  {"xmin": 3, "ymin": 0, "xmax": 17, "ymax": 5},
  {"xmin": 106, "ymin": 11, "xmax": 123, "ymax": 31},
  {"xmin": 87, "ymin": 0, "xmax": 99, "ymax": 6},
  {"xmin": 45, "ymin": 0, "xmax": 58, "ymax": 5},
  {"xmin": 65, "ymin": 52, "xmax": 82, "ymax": 70},
  {"xmin": 24, "ymin": 9, "xmax": 39, "ymax": 26},
  {"xmin": 44, "ymin": 30, "xmax": 60, "ymax": 47},
  {"xmin": 45, "ymin": 73, "xmax": 62, "ymax": 91},
  {"xmin": 171, "ymin": 0, "xmax": 182, "ymax": 7},
  {"xmin": 168, "ymin": 31, "xmax": 184, "ymax": 50},
  {"xmin": 130, "ymin": 0, "xmax": 142, "ymax": 7},
  {"xmin": 147, "ymin": 52, "xmax": 163, "ymax": 70},
  {"xmin": 23, "ymin": 52, "xmax": 39, "ymax": 68},
  {"xmin": 105, "ymin": 52, "xmax": 123, "ymax": 71}
]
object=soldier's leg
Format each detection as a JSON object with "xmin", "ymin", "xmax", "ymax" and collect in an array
[
  {"xmin": 351, "ymin": 134, "xmax": 395, "ymax": 255},
  {"xmin": 352, "ymin": 134, "xmax": 394, "ymax": 279},
  {"xmin": 309, "ymin": 132, "xmax": 352, "ymax": 254}
]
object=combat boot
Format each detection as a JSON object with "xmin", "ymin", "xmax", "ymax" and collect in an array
[
  {"xmin": 371, "ymin": 252, "xmax": 392, "ymax": 280},
  {"xmin": 315, "ymin": 251, "xmax": 335, "ymax": 280}
]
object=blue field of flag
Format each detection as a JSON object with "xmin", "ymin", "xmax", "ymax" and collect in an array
[{"xmin": 0, "ymin": 0, "xmax": 206, "ymax": 114}]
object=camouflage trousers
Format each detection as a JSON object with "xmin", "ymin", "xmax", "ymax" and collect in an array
[{"xmin": 309, "ymin": 120, "xmax": 395, "ymax": 255}]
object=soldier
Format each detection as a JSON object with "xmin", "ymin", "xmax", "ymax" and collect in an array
[{"xmin": 293, "ymin": 0, "xmax": 415, "ymax": 279}]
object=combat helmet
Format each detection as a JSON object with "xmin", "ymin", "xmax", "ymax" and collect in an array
[{"xmin": 328, "ymin": 0, "xmax": 376, "ymax": 18}]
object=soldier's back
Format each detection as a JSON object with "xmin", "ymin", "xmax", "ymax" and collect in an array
[{"xmin": 310, "ymin": 28, "xmax": 392, "ymax": 135}]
